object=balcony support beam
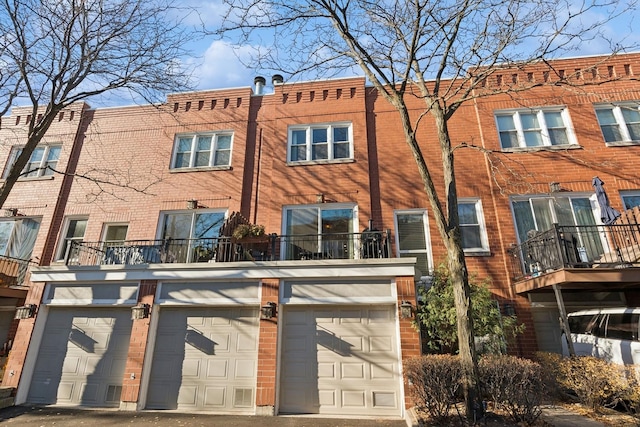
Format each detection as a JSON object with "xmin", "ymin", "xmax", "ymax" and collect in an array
[{"xmin": 553, "ymin": 284, "xmax": 575, "ymax": 356}]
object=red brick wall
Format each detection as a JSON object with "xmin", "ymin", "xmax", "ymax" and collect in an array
[
  {"xmin": 256, "ymin": 278, "xmax": 278, "ymax": 408},
  {"xmin": 396, "ymin": 276, "xmax": 421, "ymax": 409}
]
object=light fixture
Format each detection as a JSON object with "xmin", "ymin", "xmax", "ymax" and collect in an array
[
  {"xmin": 4, "ymin": 208, "xmax": 18, "ymax": 217},
  {"xmin": 503, "ymin": 303, "xmax": 516, "ymax": 317},
  {"xmin": 14, "ymin": 304, "xmax": 37, "ymax": 320},
  {"xmin": 187, "ymin": 199, "xmax": 198, "ymax": 210},
  {"xmin": 400, "ymin": 301, "xmax": 413, "ymax": 319},
  {"xmin": 260, "ymin": 302, "xmax": 277, "ymax": 319},
  {"xmin": 131, "ymin": 303, "xmax": 150, "ymax": 320},
  {"xmin": 316, "ymin": 193, "xmax": 325, "ymax": 203},
  {"xmin": 549, "ymin": 182, "xmax": 561, "ymax": 193}
]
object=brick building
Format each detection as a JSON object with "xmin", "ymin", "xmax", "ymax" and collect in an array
[{"xmin": 0, "ymin": 52, "xmax": 639, "ymax": 420}]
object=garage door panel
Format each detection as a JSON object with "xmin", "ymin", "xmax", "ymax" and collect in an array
[
  {"xmin": 280, "ymin": 305, "xmax": 401, "ymax": 416},
  {"xmin": 147, "ymin": 307, "xmax": 258, "ymax": 412},
  {"xmin": 27, "ymin": 308, "xmax": 132, "ymax": 407}
]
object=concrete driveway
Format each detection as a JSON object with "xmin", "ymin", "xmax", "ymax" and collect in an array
[{"xmin": 0, "ymin": 405, "xmax": 408, "ymax": 426}]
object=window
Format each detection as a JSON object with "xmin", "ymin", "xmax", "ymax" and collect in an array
[
  {"xmin": 394, "ymin": 210, "xmax": 432, "ymax": 278},
  {"xmin": 3, "ymin": 144, "xmax": 61, "ymax": 178},
  {"xmin": 0, "ymin": 218, "xmax": 41, "ymax": 259},
  {"xmin": 288, "ymin": 123, "xmax": 352, "ymax": 163},
  {"xmin": 621, "ymin": 192, "xmax": 640, "ymax": 210},
  {"xmin": 458, "ymin": 199, "xmax": 489, "ymax": 254},
  {"xmin": 102, "ymin": 224, "xmax": 128, "ymax": 247},
  {"xmin": 495, "ymin": 108, "xmax": 575, "ymax": 149},
  {"xmin": 171, "ymin": 132, "xmax": 232, "ymax": 170},
  {"xmin": 56, "ymin": 218, "xmax": 87, "ymax": 261},
  {"xmin": 283, "ymin": 204, "xmax": 356, "ymax": 259},
  {"xmin": 160, "ymin": 210, "xmax": 226, "ymax": 262},
  {"xmin": 595, "ymin": 103, "xmax": 640, "ymax": 144}
]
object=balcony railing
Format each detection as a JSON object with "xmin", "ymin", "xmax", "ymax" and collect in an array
[
  {"xmin": 0, "ymin": 255, "xmax": 35, "ymax": 287},
  {"xmin": 65, "ymin": 230, "xmax": 392, "ymax": 266},
  {"xmin": 508, "ymin": 223, "xmax": 640, "ymax": 281}
]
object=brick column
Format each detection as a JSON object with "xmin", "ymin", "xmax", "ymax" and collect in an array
[
  {"xmin": 120, "ymin": 280, "xmax": 157, "ymax": 410},
  {"xmin": 255, "ymin": 278, "xmax": 278, "ymax": 416},
  {"xmin": 396, "ymin": 276, "xmax": 421, "ymax": 409},
  {"xmin": 3, "ymin": 281, "xmax": 45, "ymax": 390}
]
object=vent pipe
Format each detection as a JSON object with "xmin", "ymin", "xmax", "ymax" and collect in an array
[
  {"xmin": 254, "ymin": 76, "xmax": 266, "ymax": 95},
  {"xmin": 272, "ymin": 74, "xmax": 284, "ymax": 85}
]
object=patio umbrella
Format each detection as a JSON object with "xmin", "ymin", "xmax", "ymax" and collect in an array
[{"xmin": 593, "ymin": 176, "xmax": 621, "ymax": 225}]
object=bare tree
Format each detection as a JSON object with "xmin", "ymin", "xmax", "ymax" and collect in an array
[
  {"xmin": 218, "ymin": 0, "xmax": 636, "ymax": 417},
  {"xmin": 0, "ymin": 0, "xmax": 194, "ymax": 207}
]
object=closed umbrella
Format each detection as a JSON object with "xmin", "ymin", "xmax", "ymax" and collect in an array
[{"xmin": 593, "ymin": 177, "xmax": 620, "ymax": 225}]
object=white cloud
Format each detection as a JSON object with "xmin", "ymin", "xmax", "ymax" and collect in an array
[{"xmin": 189, "ymin": 40, "xmax": 258, "ymax": 91}]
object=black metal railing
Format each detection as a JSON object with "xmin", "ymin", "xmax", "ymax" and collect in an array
[
  {"xmin": 65, "ymin": 230, "xmax": 392, "ymax": 266},
  {"xmin": 508, "ymin": 223, "xmax": 640, "ymax": 280},
  {"xmin": 0, "ymin": 255, "xmax": 35, "ymax": 287}
]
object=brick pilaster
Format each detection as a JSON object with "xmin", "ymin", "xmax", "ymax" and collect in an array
[
  {"xmin": 256, "ymin": 278, "xmax": 278, "ymax": 412},
  {"xmin": 396, "ymin": 276, "xmax": 421, "ymax": 409},
  {"xmin": 120, "ymin": 280, "xmax": 157, "ymax": 405}
]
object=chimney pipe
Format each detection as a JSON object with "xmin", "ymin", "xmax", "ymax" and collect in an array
[
  {"xmin": 272, "ymin": 74, "xmax": 284, "ymax": 85},
  {"xmin": 254, "ymin": 76, "xmax": 266, "ymax": 95}
]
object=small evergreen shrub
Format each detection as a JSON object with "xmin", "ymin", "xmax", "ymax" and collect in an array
[{"xmin": 479, "ymin": 355, "xmax": 544, "ymax": 425}]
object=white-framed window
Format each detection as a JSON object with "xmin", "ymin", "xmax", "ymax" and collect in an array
[
  {"xmin": 171, "ymin": 132, "xmax": 233, "ymax": 170},
  {"xmin": 458, "ymin": 199, "xmax": 490, "ymax": 254},
  {"xmin": 56, "ymin": 217, "xmax": 88, "ymax": 261},
  {"xmin": 287, "ymin": 122, "xmax": 352, "ymax": 163},
  {"xmin": 3, "ymin": 144, "xmax": 62, "ymax": 179},
  {"xmin": 0, "ymin": 217, "xmax": 41, "ymax": 259},
  {"xmin": 495, "ymin": 108, "xmax": 576, "ymax": 149},
  {"xmin": 394, "ymin": 209, "xmax": 432, "ymax": 278},
  {"xmin": 282, "ymin": 204, "xmax": 356, "ymax": 259},
  {"xmin": 594, "ymin": 103, "xmax": 640, "ymax": 145},
  {"xmin": 621, "ymin": 191, "xmax": 640, "ymax": 210}
]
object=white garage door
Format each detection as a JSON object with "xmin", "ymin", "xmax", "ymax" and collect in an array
[
  {"xmin": 27, "ymin": 307, "xmax": 132, "ymax": 407},
  {"xmin": 146, "ymin": 307, "xmax": 259, "ymax": 412},
  {"xmin": 280, "ymin": 305, "xmax": 401, "ymax": 416}
]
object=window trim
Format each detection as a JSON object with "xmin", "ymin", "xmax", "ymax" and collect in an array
[
  {"xmin": 594, "ymin": 102, "xmax": 640, "ymax": 146},
  {"xmin": 170, "ymin": 131, "xmax": 234, "ymax": 171},
  {"xmin": 458, "ymin": 198, "xmax": 490, "ymax": 255},
  {"xmin": 101, "ymin": 223, "xmax": 129, "ymax": 246},
  {"xmin": 3, "ymin": 144, "xmax": 62, "ymax": 179},
  {"xmin": 287, "ymin": 122, "xmax": 354, "ymax": 164},
  {"xmin": 495, "ymin": 107, "xmax": 577, "ymax": 150},
  {"xmin": 393, "ymin": 209, "xmax": 433, "ymax": 278},
  {"xmin": 620, "ymin": 191, "xmax": 640, "ymax": 211}
]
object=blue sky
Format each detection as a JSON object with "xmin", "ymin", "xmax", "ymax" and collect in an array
[{"xmin": 95, "ymin": 0, "xmax": 639, "ymax": 109}]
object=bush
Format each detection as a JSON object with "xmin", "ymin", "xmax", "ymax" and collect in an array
[
  {"xmin": 479, "ymin": 355, "xmax": 544, "ymax": 425},
  {"xmin": 404, "ymin": 355, "xmax": 462, "ymax": 423},
  {"xmin": 534, "ymin": 352, "xmax": 566, "ymax": 400},
  {"xmin": 557, "ymin": 356, "xmax": 629, "ymax": 412}
]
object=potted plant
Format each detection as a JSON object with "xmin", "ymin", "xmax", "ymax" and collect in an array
[{"xmin": 232, "ymin": 223, "xmax": 266, "ymax": 240}]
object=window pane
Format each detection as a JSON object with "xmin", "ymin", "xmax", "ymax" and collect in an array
[
  {"xmin": 458, "ymin": 203, "xmax": 478, "ymax": 225},
  {"xmin": 496, "ymin": 115, "xmax": 516, "ymax": 131},
  {"xmin": 105, "ymin": 225, "xmax": 128, "ymax": 242},
  {"xmin": 333, "ymin": 127, "xmax": 348, "ymax": 142},
  {"xmin": 513, "ymin": 200, "xmax": 535, "ymax": 243},
  {"xmin": 544, "ymin": 111, "xmax": 564, "ymax": 128},
  {"xmin": 0, "ymin": 222, "xmax": 14, "ymax": 255},
  {"xmin": 397, "ymin": 214, "xmax": 426, "ymax": 251},
  {"xmin": 174, "ymin": 153, "xmax": 190, "ymax": 168},
  {"xmin": 621, "ymin": 107, "xmax": 640, "ymax": 123},
  {"xmin": 499, "ymin": 131, "xmax": 518, "ymax": 148},
  {"xmin": 312, "ymin": 128, "xmax": 327, "ymax": 143},
  {"xmin": 523, "ymin": 130, "xmax": 543, "ymax": 146},
  {"xmin": 195, "ymin": 151, "xmax": 210, "ymax": 167},
  {"xmin": 321, "ymin": 209, "xmax": 353, "ymax": 234},
  {"xmin": 214, "ymin": 150, "xmax": 230, "ymax": 166},
  {"xmin": 548, "ymin": 128, "xmax": 569, "ymax": 145},
  {"xmin": 286, "ymin": 208, "xmax": 318, "ymax": 235},
  {"xmin": 623, "ymin": 195, "xmax": 640, "ymax": 210},
  {"xmin": 333, "ymin": 142, "xmax": 349, "ymax": 159},
  {"xmin": 67, "ymin": 219, "xmax": 87, "ymax": 239},
  {"xmin": 162, "ymin": 213, "xmax": 192, "ymax": 239},
  {"xmin": 312, "ymin": 144, "xmax": 328, "ymax": 160},
  {"xmin": 290, "ymin": 145, "xmax": 306, "ymax": 162},
  {"xmin": 197, "ymin": 136, "xmax": 212, "ymax": 151},
  {"xmin": 193, "ymin": 212, "xmax": 224, "ymax": 239},
  {"xmin": 520, "ymin": 113, "xmax": 540, "ymax": 130},
  {"xmin": 600, "ymin": 124, "xmax": 623, "ymax": 142},
  {"xmin": 291, "ymin": 130, "xmax": 306, "ymax": 145},
  {"xmin": 461, "ymin": 225, "xmax": 482, "ymax": 249},
  {"xmin": 596, "ymin": 109, "xmax": 617, "ymax": 125},
  {"xmin": 217, "ymin": 134, "xmax": 232, "ymax": 149},
  {"xmin": 178, "ymin": 137, "xmax": 192, "ymax": 152},
  {"xmin": 606, "ymin": 313, "xmax": 639, "ymax": 341},
  {"xmin": 627, "ymin": 123, "xmax": 640, "ymax": 141}
]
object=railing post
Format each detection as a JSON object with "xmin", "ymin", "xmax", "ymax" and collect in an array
[
  {"xmin": 385, "ymin": 229, "xmax": 391, "ymax": 258},
  {"xmin": 553, "ymin": 224, "xmax": 567, "ymax": 268},
  {"xmin": 269, "ymin": 233, "xmax": 277, "ymax": 261},
  {"xmin": 64, "ymin": 239, "xmax": 74, "ymax": 266}
]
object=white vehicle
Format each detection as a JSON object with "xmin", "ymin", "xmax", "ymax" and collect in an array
[{"xmin": 562, "ymin": 307, "xmax": 640, "ymax": 365}]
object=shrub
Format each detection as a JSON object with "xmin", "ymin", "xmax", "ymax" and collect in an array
[
  {"xmin": 479, "ymin": 355, "xmax": 544, "ymax": 425},
  {"xmin": 534, "ymin": 351, "xmax": 566, "ymax": 400},
  {"xmin": 557, "ymin": 356, "xmax": 628, "ymax": 412},
  {"xmin": 404, "ymin": 355, "xmax": 462, "ymax": 423}
]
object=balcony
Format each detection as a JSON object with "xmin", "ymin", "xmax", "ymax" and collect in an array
[
  {"xmin": 64, "ymin": 230, "xmax": 393, "ymax": 267},
  {"xmin": 508, "ymin": 223, "xmax": 640, "ymax": 294},
  {"xmin": 0, "ymin": 255, "xmax": 34, "ymax": 287}
]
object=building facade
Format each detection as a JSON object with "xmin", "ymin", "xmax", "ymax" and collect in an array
[{"xmin": 0, "ymin": 52, "xmax": 639, "ymax": 419}]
